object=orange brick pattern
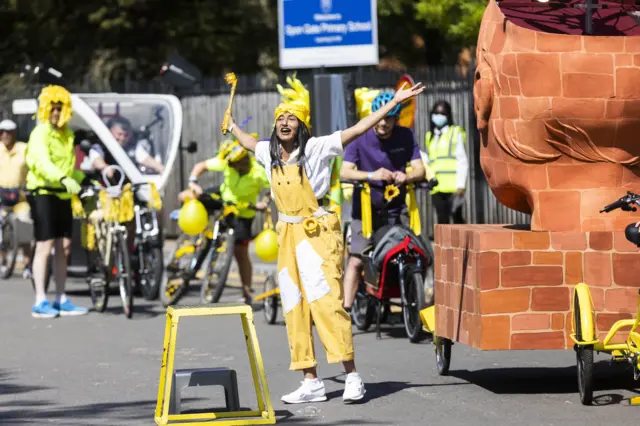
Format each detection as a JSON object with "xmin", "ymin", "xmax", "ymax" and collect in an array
[
  {"xmin": 434, "ymin": 224, "xmax": 640, "ymax": 350},
  {"xmin": 474, "ymin": 0, "xmax": 640, "ymax": 233}
]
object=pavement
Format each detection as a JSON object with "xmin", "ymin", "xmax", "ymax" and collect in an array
[{"xmin": 1, "ymin": 245, "xmax": 639, "ymax": 425}]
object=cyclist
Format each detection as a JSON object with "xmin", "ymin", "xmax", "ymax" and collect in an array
[
  {"xmin": 223, "ymin": 76, "xmax": 424, "ymax": 404},
  {"xmin": 0, "ymin": 119, "xmax": 33, "ymax": 278},
  {"xmin": 177, "ymin": 138, "xmax": 270, "ymax": 304},
  {"xmin": 339, "ymin": 92, "xmax": 426, "ymax": 312},
  {"xmin": 25, "ymin": 85, "xmax": 88, "ymax": 318}
]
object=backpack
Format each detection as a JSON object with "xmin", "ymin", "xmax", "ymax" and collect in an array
[{"xmin": 370, "ymin": 225, "xmax": 432, "ymax": 270}]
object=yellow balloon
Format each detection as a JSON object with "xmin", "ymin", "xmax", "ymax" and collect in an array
[
  {"xmin": 178, "ymin": 199, "xmax": 209, "ymax": 236},
  {"xmin": 254, "ymin": 229, "xmax": 278, "ymax": 263}
]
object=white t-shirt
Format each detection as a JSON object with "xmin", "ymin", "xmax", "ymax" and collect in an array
[{"xmin": 254, "ymin": 131, "xmax": 343, "ymax": 199}]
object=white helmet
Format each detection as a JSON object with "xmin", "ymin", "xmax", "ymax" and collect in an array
[{"xmin": 0, "ymin": 119, "xmax": 17, "ymax": 131}]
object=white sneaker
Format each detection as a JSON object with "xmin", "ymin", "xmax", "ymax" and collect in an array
[
  {"xmin": 281, "ymin": 379, "xmax": 327, "ymax": 404},
  {"xmin": 343, "ymin": 373, "xmax": 366, "ymax": 403}
]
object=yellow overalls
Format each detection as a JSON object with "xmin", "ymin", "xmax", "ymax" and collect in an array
[{"xmin": 272, "ymin": 164, "xmax": 354, "ymax": 371}]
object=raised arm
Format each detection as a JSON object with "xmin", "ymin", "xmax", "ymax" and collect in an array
[
  {"xmin": 340, "ymin": 83, "xmax": 424, "ymax": 146},
  {"xmin": 222, "ymin": 114, "xmax": 258, "ymax": 152}
]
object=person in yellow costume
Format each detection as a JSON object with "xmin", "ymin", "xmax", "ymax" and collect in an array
[
  {"xmin": 176, "ymin": 137, "xmax": 270, "ymax": 304},
  {"xmin": 25, "ymin": 85, "xmax": 88, "ymax": 318},
  {"xmin": 222, "ymin": 75, "xmax": 425, "ymax": 404}
]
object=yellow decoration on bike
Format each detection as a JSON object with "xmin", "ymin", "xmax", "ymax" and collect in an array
[
  {"xmin": 178, "ymin": 199, "xmax": 209, "ymax": 236},
  {"xmin": 254, "ymin": 208, "xmax": 278, "ymax": 263},
  {"xmin": 118, "ymin": 185, "xmax": 135, "ymax": 223},
  {"xmin": 71, "ymin": 195, "xmax": 86, "ymax": 219},
  {"xmin": 81, "ymin": 222, "xmax": 96, "ymax": 251},
  {"xmin": 361, "ymin": 183, "xmax": 372, "ymax": 239},
  {"xmin": 407, "ymin": 184, "xmax": 421, "ymax": 236},
  {"xmin": 384, "ymin": 185, "xmax": 400, "ymax": 201},
  {"xmin": 149, "ymin": 182, "xmax": 162, "ymax": 211}
]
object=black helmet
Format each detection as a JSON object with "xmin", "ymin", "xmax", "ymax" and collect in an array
[{"xmin": 624, "ymin": 222, "xmax": 640, "ymax": 247}]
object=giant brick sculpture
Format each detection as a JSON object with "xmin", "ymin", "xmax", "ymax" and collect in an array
[{"xmin": 435, "ymin": 0, "xmax": 640, "ymax": 350}]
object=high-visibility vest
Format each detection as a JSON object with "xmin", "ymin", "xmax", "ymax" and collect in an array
[{"xmin": 425, "ymin": 126, "xmax": 466, "ymax": 194}]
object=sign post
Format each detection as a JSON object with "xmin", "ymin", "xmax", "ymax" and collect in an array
[{"xmin": 278, "ymin": 0, "xmax": 379, "ymax": 70}]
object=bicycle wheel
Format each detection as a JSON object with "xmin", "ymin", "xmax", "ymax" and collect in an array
[
  {"xmin": 434, "ymin": 336, "xmax": 452, "ymax": 376},
  {"xmin": 204, "ymin": 230, "xmax": 235, "ymax": 304},
  {"xmin": 403, "ymin": 267, "xmax": 426, "ymax": 343},
  {"xmin": 0, "ymin": 215, "xmax": 19, "ymax": 279},
  {"xmin": 351, "ymin": 279, "xmax": 374, "ymax": 331},
  {"xmin": 86, "ymin": 249, "xmax": 109, "ymax": 312},
  {"xmin": 262, "ymin": 274, "xmax": 278, "ymax": 324},
  {"xmin": 574, "ymin": 295, "xmax": 594, "ymax": 405},
  {"xmin": 160, "ymin": 234, "xmax": 211, "ymax": 307},
  {"xmin": 114, "ymin": 233, "xmax": 133, "ymax": 318},
  {"xmin": 138, "ymin": 245, "xmax": 163, "ymax": 301}
]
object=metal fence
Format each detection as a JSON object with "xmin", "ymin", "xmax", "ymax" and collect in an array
[{"xmin": 0, "ymin": 65, "xmax": 531, "ymax": 238}]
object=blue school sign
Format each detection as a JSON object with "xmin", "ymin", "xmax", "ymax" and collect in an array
[{"xmin": 278, "ymin": 0, "xmax": 379, "ymax": 69}]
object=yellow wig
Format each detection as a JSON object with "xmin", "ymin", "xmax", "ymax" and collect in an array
[
  {"xmin": 37, "ymin": 85, "xmax": 73, "ymax": 128},
  {"xmin": 275, "ymin": 74, "xmax": 311, "ymax": 130}
]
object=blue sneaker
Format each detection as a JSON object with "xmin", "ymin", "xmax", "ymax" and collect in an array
[
  {"xmin": 32, "ymin": 300, "xmax": 60, "ymax": 319},
  {"xmin": 53, "ymin": 300, "xmax": 89, "ymax": 316}
]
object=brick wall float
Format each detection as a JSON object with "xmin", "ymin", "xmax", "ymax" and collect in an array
[{"xmin": 434, "ymin": 224, "xmax": 640, "ymax": 350}]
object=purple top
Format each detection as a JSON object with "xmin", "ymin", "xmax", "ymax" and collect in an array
[{"xmin": 344, "ymin": 127, "xmax": 421, "ymax": 219}]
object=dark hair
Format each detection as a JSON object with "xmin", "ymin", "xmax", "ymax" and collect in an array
[
  {"xmin": 429, "ymin": 100, "xmax": 454, "ymax": 132},
  {"xmin": 106, "ymin": 116, "xmax": 132, "ymax": 131},
  {"xmin": 269, "ymin": 119, "xmax": 311, "ymax": 182}
]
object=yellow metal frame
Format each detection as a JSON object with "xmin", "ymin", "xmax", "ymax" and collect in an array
[
  {"xmin": 571, "ymin": 283, "xmax": 640, "ymax": 369},
  {"xmin": 154, "ymin": 304, "xmax": 276, "ymax": 426}
]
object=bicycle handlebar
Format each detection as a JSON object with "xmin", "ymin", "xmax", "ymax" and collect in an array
[
  {"xmin": 339, "ymin": 178, "xmax": 438, "ymax": 191},
  {"xmin": 600, "ymin": 191, "xmax": 640, "ymax": 213}
]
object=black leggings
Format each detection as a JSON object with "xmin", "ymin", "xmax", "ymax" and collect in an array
[{"xmin": 432, "ymin": 192, "xmax": 465, "ymax": 225}]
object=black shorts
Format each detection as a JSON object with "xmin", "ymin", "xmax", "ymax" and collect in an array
[
  {"xmin": 27, "ymin": 194, "xmax": 73, "ymax": 242},
  {"xmin": 198, "ymin": 185, "xmax": 253, "ymax": 246}
]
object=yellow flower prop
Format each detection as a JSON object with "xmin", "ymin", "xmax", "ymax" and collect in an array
[
  {"xmin": 354, "ymin": 87, "xmax": 380, "ymax": 120},
  {"xmin": 275, "ymin": 73, "xmax": 311, "ymax": 129},
  {"xmin": 37, "ymin": 85, "xmax": 73, "ymax": 128},
  {"xmin": 118, "ymin": 185, "xmax": 135, "ymax": 223},
  {"xmin": 81, "ymin": 222, "xmax": 96, "ymax": 251},
  {"xmin": 384, "ymin": 185, "xmax": 400, "ymax": 202},
  {"xmin": 360, "ymin": 183, "xmax": 372, "ymax": 239},
  {"xmin": 302, "ymin": 217, "xmax": 319, "ymax": 233}
]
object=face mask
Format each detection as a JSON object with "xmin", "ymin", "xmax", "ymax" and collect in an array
[{"xmin": 431, "ymin": 113, "xmax": 448, "ymax": 128}]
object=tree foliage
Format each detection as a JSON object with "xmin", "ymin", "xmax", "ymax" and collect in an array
[{"xmin": 0, "ymin": 0, "xmax": 487, "ymax": 84}]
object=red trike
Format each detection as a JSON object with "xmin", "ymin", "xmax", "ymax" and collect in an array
[{"xmin": 342, "ymin": 180, "xmax": 436, "ymax": 343}]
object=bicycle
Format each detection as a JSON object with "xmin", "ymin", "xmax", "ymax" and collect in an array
[
  {"xmin": 130, "ymin": 183, "xmax": 164, "ymax": 301},
  {"xmin": 572, "ymin": 191, "xmax": 640, "ymax": 406},
  {"xmin": 0, "ymin": 188, "xmax": 22, "ymax": 279},
  {"xmin": 78, "ymin": 166, "xmax": 135, "ymax": 318},
  {"xmin": 342, "ymin": 179, "xmax": 436, "ymax": 342},
  {"xmin": 160, "ymin": 195, "xmax": 254, "ymax": 307}
]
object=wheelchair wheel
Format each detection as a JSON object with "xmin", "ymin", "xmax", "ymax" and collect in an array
[{"xmin": 262, "ymin": 274, "xmax": 278, "ymax": 325}]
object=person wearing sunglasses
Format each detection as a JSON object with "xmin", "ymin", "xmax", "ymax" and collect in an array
[{"xmin": 0, "ymin": 119, "xmax": 33, "ymax": 278}]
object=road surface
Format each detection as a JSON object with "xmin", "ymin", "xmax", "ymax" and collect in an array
[{"xmin": 0, "ymin": 247, "xmax": 639, "ymax": 425}]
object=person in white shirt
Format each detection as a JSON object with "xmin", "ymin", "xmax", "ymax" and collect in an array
[{"xmin": 422, "ymin": 100, "xmax": 468, "ymax": 224}]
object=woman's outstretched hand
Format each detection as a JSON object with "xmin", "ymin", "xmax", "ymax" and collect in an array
[{"xmin": 394, "ymin": 82, "xmax": 425, "ymax": 105}]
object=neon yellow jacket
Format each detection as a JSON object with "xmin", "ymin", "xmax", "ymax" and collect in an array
[
  {"xmin": 25, "ymin": 123, "xmax": 84, "ymax": 199},
  {"xmin": 205, "ymin": 156, "xmax": 270, "ymax": 219}
]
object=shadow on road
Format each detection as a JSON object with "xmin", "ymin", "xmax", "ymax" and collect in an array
[
  {"xmin": 450, "ymin": 362, "xmax": 640, "ymax": 402},
  {"xmin": 323, "ymin": 375, "xmax": 469, "ymax": 403},
  {"xmin": 0, "ymin": 370, "xmax": 50, "ymax": 400}
]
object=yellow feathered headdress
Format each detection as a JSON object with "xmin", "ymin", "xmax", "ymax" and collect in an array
[
  {"xmin": 275, "ymin": 73, "xmax": 311, "ymax": 130},
  {"xmin": 37, "ymin": 85, "xmax": 73, "ymax": 128},
  {"xmin": 354, "ymin": 87, "xmax": 380, "ymax": 120}
]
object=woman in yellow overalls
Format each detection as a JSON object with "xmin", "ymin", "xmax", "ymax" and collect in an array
[{"xmin": 223, "ymin": 79, "xmax": 424, "ymax": 404}]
